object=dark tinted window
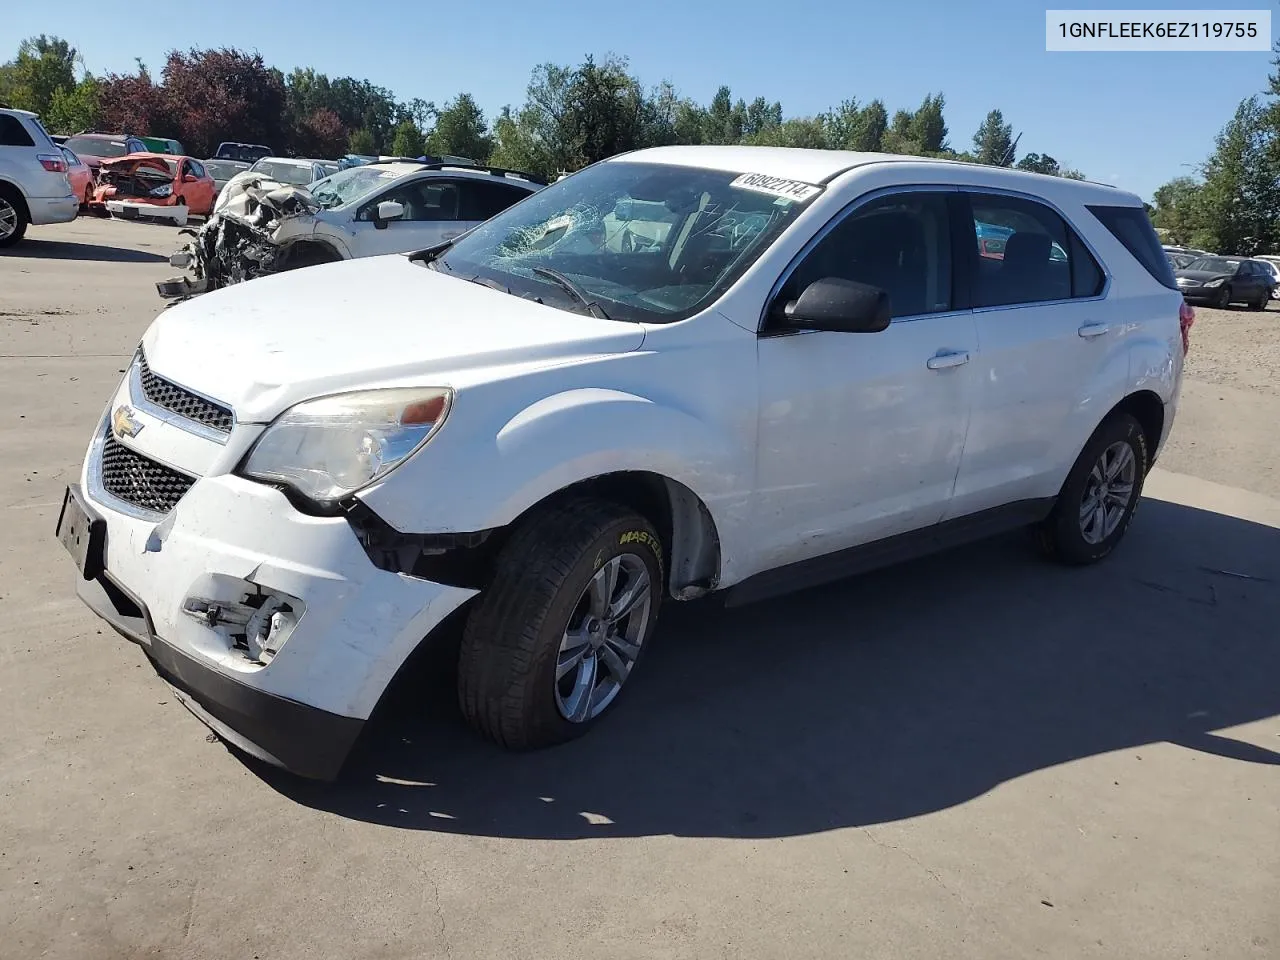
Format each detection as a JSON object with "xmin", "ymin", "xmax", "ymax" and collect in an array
[
  {"xmin": 969, "ymin": 194, "xmax": 1082, "ymax": 306},
  {"xmin": 0, "ymin": 115, "xmax": 35, "ymax": 147},
  {"xmin": 777, "ymin": 192, "xmax": 953, "ymax": 319},
  {"xmin": 188, "ymin": 159, "xmax": 207, "ymax": 178},
  {"xmin": 459, "ymin": 180, "xmax": 531, "ymax": 220},
  {"xmin": 1087, "ymin": 204, "xmax": 1177, "ymax": 289},
  {"xmin": 1069, "ymin": 230, "xmax": 1105, "ymax": 297}
]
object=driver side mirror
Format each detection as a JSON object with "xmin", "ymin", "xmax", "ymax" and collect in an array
[
  {"xmin": 374, "ymin": 199, "xmax": 404, "ymax": 229},
  {"xmin": 778, "ymin": 277, "xmax": 892, "ymax": 333}
]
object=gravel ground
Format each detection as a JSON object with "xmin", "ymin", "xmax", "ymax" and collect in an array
[
  {"xmin": 1, "ymin": 219, "xmax": 1277, "ymax": 960},
  {"xmin": 1159, "ymin": 300, "xmax": 1280, "ymax": 497}
]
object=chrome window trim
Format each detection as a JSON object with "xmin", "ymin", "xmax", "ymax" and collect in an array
[
  {"xmin": 129, "ymin": 352, "xmax": 233, "ymax": 444},
  {"xmin": 757, "ymin": 182, "xmax": 1115, "ymax": 332}
]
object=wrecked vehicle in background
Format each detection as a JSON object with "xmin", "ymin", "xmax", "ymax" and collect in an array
[
  {"xmin": 92, "ymin": 153, "xmax": 217, "ymax": 223},
  {"xmin": 157, "ymin": 160, "xmax": 543, "ymax": 300}
]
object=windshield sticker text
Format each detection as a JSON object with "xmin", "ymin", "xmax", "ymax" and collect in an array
[{"xmin": 729, "ymin": 173, "xmax": 822, "ymax": 203}]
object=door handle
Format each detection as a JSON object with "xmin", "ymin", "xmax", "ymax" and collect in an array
[
  {"xmin": 1078, "ymin": 323, "xmax": 1110, "ymax": 339},
  {"xmin": 926, "ymin": 351, "xmax": 970, "ymax": 370}
]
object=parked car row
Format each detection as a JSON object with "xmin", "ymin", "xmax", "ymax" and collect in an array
[{"xmin": 1164, "ymin": 243, "xmax": 1280, "ymax": 308}]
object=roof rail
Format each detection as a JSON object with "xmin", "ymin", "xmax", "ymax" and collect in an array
[{"xmin": 362, "ymin": 158, "xmax": 548, "ymax": 185}]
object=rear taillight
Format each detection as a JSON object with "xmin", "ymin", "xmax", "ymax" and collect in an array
[
  {"xmin": 1178, "ymin": 300, "xmax": 1195, "ymax": 356},
  {"xmin": 37, "ymin": 153, "xmax": 67, "ymax": 173}
]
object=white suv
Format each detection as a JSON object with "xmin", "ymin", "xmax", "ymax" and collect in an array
[
  {"xmin": 58, "ymin": 146, "xmax": 1188, "ymax": 778},
  {"xmin": 0, "ymin": 108, "xmax": 79, "ymax": 246}
]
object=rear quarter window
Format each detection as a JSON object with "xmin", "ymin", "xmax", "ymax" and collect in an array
[
  {"xmin": 1087, "ymin": 205, "xmax": 1177, "ymax": 290},
  {"xmin": 0, "ymin": 115, "xmax": 36, "ymax": 147}
]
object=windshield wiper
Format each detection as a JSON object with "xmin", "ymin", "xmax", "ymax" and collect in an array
[
  {"xmin": 531, "ymin": 266, "xmax": 611, "ymax": 320},
  {"xmin": 465, "ymin": 274, "xmax": 508, "ymax": 292}
]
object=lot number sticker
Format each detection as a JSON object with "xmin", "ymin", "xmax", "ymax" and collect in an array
[{"xmin": 730, "ymin": 173, "xmax": 822, "ymax": 203}]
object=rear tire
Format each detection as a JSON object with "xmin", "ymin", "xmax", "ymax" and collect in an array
[
  {"xmin": 1251, "ymin": 291, "xmax": 1267, "ymax": 311},
  {"xmin": 0, "ymin": 188, "xmax": 29, "ymax": 247},
  {"xmin": 1035, "ymin": 413, "xmax": 1148, "ymax": 565},
  {"xmin": 458, "ymin": 497, "xmax": 664, "ymax": 749}
]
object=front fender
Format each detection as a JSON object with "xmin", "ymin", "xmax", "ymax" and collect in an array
[{"xmin": 356, "ymin": 386, "xmax": 756, "ymax": 582}]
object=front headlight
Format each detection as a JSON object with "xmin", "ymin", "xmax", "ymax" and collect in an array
[
  {"xmin": 151, "ymin": 184, "xmax": 173, "ymax": 198},
  {"xmin": 1203, "ymin": 278, "xmax": 1224, "ymax": 287},
  {"xmin": 240, "ymin": 388, "xmax": 452, "ymax": 505}
]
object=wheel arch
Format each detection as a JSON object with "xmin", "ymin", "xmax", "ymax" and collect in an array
[
  {"xmin": 1109, "ymin": 389, "xmax": 1165, "ymax": 469},
  {"xmin": 497, "ymin": 470, "xmax": 722, "ymax": 600},
  {"xmin": 0, "ymin": 178, "xmax": 30, "ymax": 218}
]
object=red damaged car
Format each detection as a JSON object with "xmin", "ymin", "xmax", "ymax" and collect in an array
[{"xmin": 90, "ymin": 153, "xmax": 216, "ymax": 221}]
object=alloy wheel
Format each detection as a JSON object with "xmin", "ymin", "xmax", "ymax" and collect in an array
[
  {"xmin": 1079, "ymin": 440, "xmax": 1137, "ymax": 544},
  {"xmin": 555, "ymin": 553, "xmax": 654, "ymax": 722},
  {"xmin": 0, "ymin": 198, "xmax": 17, "ymax": 240}
]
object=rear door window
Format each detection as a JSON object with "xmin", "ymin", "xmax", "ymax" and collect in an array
[
  {"xmin": 458, "ymin": 180, "xmax": 531, "ymax": 221},
  {"xmin": 966, "ymin": 194, "xmax": 1102, "ymax": 306}
]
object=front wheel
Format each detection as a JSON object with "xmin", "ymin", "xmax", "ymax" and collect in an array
[
  {"xmin": 1214, "ymin": 285, "xmax": 1231, "ymax": 309},
  {"xmin": 1035, "ymin": 413, "xmax": 1149, "ymax": 565},
  {"xmin": 458, "ymin": 498, "xmax": 664, "ymax": 749}
]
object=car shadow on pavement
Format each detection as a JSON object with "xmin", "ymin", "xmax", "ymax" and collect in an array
[
  {"xmin": 15, "ymin": 239, "xmax": 168, "ymax": 263},
  {"xmin": 260, "ymin": 498, "xmax": 1280, "ymax": 839}
]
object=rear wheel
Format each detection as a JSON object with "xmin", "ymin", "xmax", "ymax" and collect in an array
[
  {"xmin": 1251, "ymin": 290, "xmax": 1268, "ymax": 311},
  {"xmin": 1035, "ymin": 413, "xmax": 1148, "ymax": 565},
  {"xmin": 0, "ymin": 188, "xmax": 29, "ymax": 247},
  {"xmin": 458, "ymin": 498, "xmax": 664, "ymax": 749}
]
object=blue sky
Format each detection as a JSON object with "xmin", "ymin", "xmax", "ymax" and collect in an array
[{"xmin": 8, "ymin": 0, "xmax": 1275, "ymax": 199}]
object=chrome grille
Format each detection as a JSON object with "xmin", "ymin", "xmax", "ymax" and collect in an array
[
  {"xmin": 100, "ymin": 434, "xmax": 196, "ymax": 513},
  {"xmin": 138, "ymin": 352, "xmax": 234, "ymax": 433}
]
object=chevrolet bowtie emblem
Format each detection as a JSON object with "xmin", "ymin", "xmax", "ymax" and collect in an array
[{"xmin": 112, "ymin": 405, "xmax": 144, "ymax": 440}]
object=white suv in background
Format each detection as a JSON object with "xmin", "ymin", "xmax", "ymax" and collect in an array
[
  {"xmin": 160, "ymin": 160, "xmax": 543, "ymax": 298},
  {"xmin": 59, "ymin": 146, "xmax": 1187, "ymax": 779},
  {"xmin": 0, "ymin": 108, "xmax": 79, "ymax": 246}
]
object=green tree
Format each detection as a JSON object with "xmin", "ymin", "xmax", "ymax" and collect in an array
[
  {"xmin": 1016, "ymin": 152, "xmax": 1061, "ymax": 176},
  {"xmin": 348, "ymin": 127, "xmax": 376, "ymax": 155},
  {"xmin": 1, "ymin": 35, "xmax": 79, "ymax": 117},
  {"xmin": 45, "ymin": 75, "xmax": 99, "ymax": 133},
  {"xmin": 427, "ymin": 92, "xmax": 492, "ymax": 161},
  {"xmin": 1192, "ymin": 97, "xmax": 1280, "ymax": 253},
  {"xmin": 1150, "ymin": 176, "xmax": 1203, "ymax": 244},
  {"xmin": 881, "ymin": 108, "xmax": 919, "ymax": 154},
  {"xmin": 972, "ymin": 108, "xmax": 1019, "ymax": 166},
  {"xmin": 911, "ymin": 93, "xmax": 949, "ymax": 154},
  {"xmin": 390, "ymin": 118, "xmax": 425, "ymax": 157}
]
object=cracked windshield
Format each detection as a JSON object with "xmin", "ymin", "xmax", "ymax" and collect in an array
[{"xmin": 436, "ymin": 162, "xmax": 819, "ymax": 322}]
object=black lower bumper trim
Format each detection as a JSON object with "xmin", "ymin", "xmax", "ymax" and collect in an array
[{"xmin": 76, "ymin": 575, "xmax": 363, "ymax": 780}]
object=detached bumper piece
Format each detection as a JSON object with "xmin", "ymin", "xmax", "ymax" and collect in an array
[
  {"xmin": 76, "ymin": 574, "xmax": 363, "ymax": 780},
  {"xmin": 156, "ymin": 275, "xmax": 209, "ymax": 299}
]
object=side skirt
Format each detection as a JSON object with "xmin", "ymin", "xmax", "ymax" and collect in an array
[{"xmin": 722, "ymin": 498, "xmax": 1055, "ymax": 608}]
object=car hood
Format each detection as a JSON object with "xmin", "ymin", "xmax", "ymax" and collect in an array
[
  {"xmin": 141, "ymin": 255, "xmax": 648, "ymax": 423},
  {"xmin": 1175, "ymin": 269, "xmax": 1230, "ymax": 283}
]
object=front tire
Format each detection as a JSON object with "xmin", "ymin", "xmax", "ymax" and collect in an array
[
  {"xmin": 1036, "ymin": 413, "xmax": 1148, "ymax": 565},
  {"xmin": 458, "ymin": 498, "xmax": 664, "ymax": 749},
  {"xmin": 1215, "ymin": 285, "xmax": 1231, "ymax": 309}
]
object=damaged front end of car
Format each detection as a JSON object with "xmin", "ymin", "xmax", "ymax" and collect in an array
[{"xmin": 156, "ymin": 176, "xmax": 322, "ymax": 301}]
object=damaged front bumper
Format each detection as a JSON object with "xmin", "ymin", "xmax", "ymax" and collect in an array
[{"xmin": 157, "ymin": 175, "xmax": 321, "ymax": 300}]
